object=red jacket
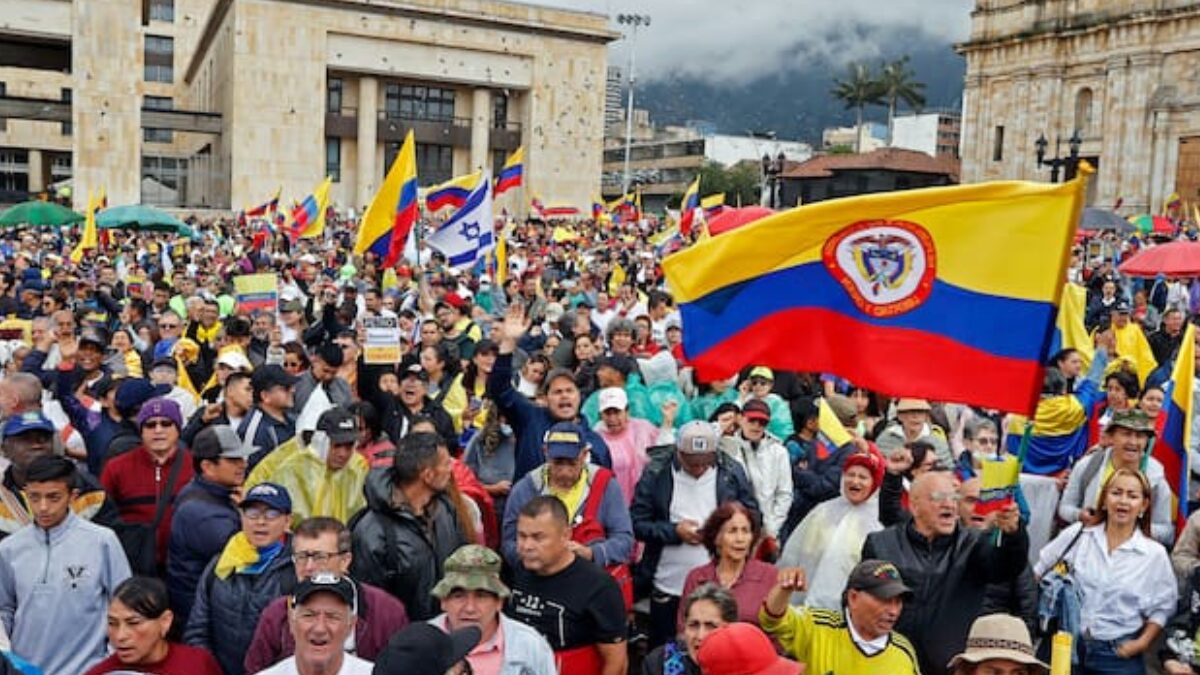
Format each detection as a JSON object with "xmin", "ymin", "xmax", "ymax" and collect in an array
[{"xmin": 100, "ymin": 445, "xmax": 194, "ymax": 566}]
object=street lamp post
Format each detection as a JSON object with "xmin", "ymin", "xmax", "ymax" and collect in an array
[
  {"xmin": 618, "ymin": 13, "xmax": 650, "ymax": 196},
  {"xmin": 1034, "ymin": 129, "xmax": 1082, "ymax": 183},
  {"xmin": 761, "ymin": 152, "xmax": 785, "ymax": 208}
]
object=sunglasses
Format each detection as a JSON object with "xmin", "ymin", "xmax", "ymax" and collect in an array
[
  {"xmin": 158, "ymin": 323, "xmax": 180, "ymax": 329},
  {"xmin": 142, "ymin": 419, "xmax": 176, "ymax": 430}
]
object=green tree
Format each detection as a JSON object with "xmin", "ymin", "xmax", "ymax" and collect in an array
[
  {"xmin": 879, "ymin": 56, "xmax": 927, "ymax": 145},
  {"xmin": 830, "ymin": 62, "xmax": 884, "ymax": 153}
]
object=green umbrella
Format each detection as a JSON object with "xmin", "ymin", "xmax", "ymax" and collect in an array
[
  {"xmin": 96, "ymin": 204, "xmax": 195, "ymax": 238},
  {"xmin": 0, "ymin": 201, "xmax": 84, "ymax": 227}
]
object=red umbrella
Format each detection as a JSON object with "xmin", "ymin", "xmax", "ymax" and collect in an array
[
  {"xmin": 705, "ymin": 206, "xmax": 775, "ymax": 236},
  {"xmin": 1117, "ymin": 240, "xmax": 1200, "ymax": 277}
]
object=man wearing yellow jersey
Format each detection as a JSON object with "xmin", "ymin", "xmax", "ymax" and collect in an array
[{"xmin": 760, "ymin": 559, "xmax": 921, "ymax": 675}]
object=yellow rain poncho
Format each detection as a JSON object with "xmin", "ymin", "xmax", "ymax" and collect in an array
[{"xmin": 245, "ymin": 434, "xmax": 369, "ymax": 528}]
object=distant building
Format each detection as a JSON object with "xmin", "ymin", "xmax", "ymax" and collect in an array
[
  {"xmin": 778, "ymin": 147, "xmax": 960, "ymax": 206},
  {"xmin": 821, "ymin": 123, "xmax": 887, "ymax": 152},
  {"xmin": 957, "ymin": 0, "xmax": 1200, "ymax": 211},
  {"xmin": 601, "ymin": 128, "xmax": 813, "ymax": 212},
  {"xmin": 890, "ymin": 112, "xmax": 961, "ymax": 158},
  {"xmin": 0, "ymin": 0, "xmax": 614, "ymax": 211}
]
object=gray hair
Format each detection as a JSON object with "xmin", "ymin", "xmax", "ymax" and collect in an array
[
  {"xmin": 964, "ymin": 418, "xmax": 998, "ymax": 441},
  {"xmin": 606, "ymin": 318, "xmax": 638, "ymax": 341},
  {"xmin": 682, "ymin": 583, "xmax": 739, "ymax": 624}
]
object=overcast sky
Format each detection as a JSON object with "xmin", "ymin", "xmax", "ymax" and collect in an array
[{"xmin": 535, "ymin": 0, "xmax": 974, "ymax": 84}]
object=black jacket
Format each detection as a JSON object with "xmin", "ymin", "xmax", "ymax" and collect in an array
[
  {"xmin": 630, "ymin": 446, "xmax": 758, "ymax": 597},
  {"xmin": 862, "ymin": 519, "xmax": 1028, "ymax": 675},
  {"xmin": 349, "ymin": 468, "xmax": 469, "ymax": 621}
]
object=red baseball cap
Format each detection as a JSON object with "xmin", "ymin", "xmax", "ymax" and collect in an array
[
  {"xmin": 742, "ymin": 399, "xmax": 771, "ymax": 423},
  {"xmin": 442, "ymin": 292, "xmax": 466, "ymax": 310},
  {"xmin": 698, "ymin": 623, "xmax": 804, "ymax": 675}
]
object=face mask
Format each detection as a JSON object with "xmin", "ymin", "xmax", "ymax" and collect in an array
[{"xmin": 500, "ymin": 424, "xmax": 513, "ymax": 436}]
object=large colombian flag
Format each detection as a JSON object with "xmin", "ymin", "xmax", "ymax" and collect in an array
[
  {"xmin": 1157, "ymin": 322, "xmax": 1194, "ymax": 528},
  {"xmin": 665, "ymin": 166, "xmax": 1090, "ymax": 414},
  {"xmin": 355, "ymin": 130, "xmax": 418, "ymax": 267}
]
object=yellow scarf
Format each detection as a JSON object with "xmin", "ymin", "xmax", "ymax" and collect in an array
[
  {"xmin": 545, "ymin": 464, "xmax": 589, "ymax": 518},
  {"xmin": 194, "ymin": 321, "xmax": 221, "ymax": 346},
  {"xmin": 215, "ymin": 532, "xmax": 260, "ymax": 579}
]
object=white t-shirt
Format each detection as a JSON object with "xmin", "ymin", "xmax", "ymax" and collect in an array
[{"xmin": 254, "ymin": 653, "xmax": 374, "ymax": 675}]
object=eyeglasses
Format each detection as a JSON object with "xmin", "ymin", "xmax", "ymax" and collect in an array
[
  {"xmin": 158, "ymin": 323, "xmax": 180, "ymax": 330},
  {"xmin": 975, "ymin": 437, "xmax": 999, "ymax": 446},
  {"xmin": 243, "ymin": 507, "xmax": 285, "ymax": 521},
  {"xmin": 142, "ymin": 419, "xmax": 176, "ymax": 430},
  {"xmin": 293, "ymin": 550, "xmax": 348, "ymax": 564}
]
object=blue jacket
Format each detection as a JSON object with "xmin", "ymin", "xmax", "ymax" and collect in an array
[
  {"xmin": 166, "ymin": 477, "xmax": 241, "ymax": 625},
  {"xmin": 183, "ymin": 542, "xmax": 295, "ymax": 675},
  {"xmin": 629, "ymin": 448, "xmax": 758, "ymax": 597},
  {"xmin": 486, "ymin": 353, "xmax": 611, "ymax": 480},
  {"xmin": 501, "ymin": 464, "xmax": 633, "ymax": 569}
]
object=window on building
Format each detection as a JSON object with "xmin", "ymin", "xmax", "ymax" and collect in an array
[
  {"xmin": 384, "ymin": 84, "xmax": 456, "ymax": 122},
  {"xmin": 492, "ymin": 149, "xmax": 507, "ymax": 176},
  {"xmin": 1075, "ymin": 88, "xmax": 1093, "ymax": 135},
  {"xmin": 60, "ymin": 88, "xmax": 71, "ymax": 136},
  {"xmin": 326, "ymin": 137, "xmax": 341, "ymax": 182},
  {"xmin": 492, "ymin": 93, "xmax": 508, "ymax": 129},
  {"xmin": 417, "ymin": 144, "xmax": 453, "ymax": 184},
  {"xmin": 142, "ymin": 155, "xmax": 187, "ymax": 205},
  {"xmin": 327, "ymin": 78, "xmax": 343, "ymax": 114},
  {"xmin": 0, "ymin": 150, "xmax": 30, "ymax": 194},
  {"xmin": 144, "ymin": 35, "xmax": 174, "ymax": 83},
  {"xmin": 0, "ymin": 81, "xmax": 6, "ymax": 132},
  {"xmin": 992, "ymin": 125, "xmax": 1004, "ymax": 162},
  {"xmin": 148, "ymin": 0, "xmax": 174, "ymax": 22},
  {"xmin": 50, "ymin": 153, "xmax": 71, "ymax": 181},
  {"xmin": 143, "ymin": 96, "xmax": 173, "ymax": 143}
]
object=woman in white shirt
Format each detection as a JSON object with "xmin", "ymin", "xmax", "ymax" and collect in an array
[{"xmin": 1036, "ymin": 468, "xmax": 1177, "ymax": 674}]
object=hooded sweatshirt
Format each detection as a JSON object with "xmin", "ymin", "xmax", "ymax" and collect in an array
[{"xmin": 0, "ymin": 512, "xmax": 131, "ymax": 675}]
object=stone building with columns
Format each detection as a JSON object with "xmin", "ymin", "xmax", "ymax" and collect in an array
[
  {"xmin": 957, "ymin": 0, "xmax": 1200, "ymax": 212},
  {"xmin": 0, "ymin": 0, "xmax": 614, "ymax": 212}
]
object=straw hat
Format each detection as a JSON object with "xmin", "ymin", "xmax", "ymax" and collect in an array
[{"xmin": 946, "ymin": 614, "xmax": 1048, "ymax": 674}]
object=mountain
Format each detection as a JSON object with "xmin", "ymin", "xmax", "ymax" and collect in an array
[{"xmin": 634, "ymin": 43, "xmax": 965, "ymax": 146}]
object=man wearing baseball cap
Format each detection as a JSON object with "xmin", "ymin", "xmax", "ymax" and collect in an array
[
  {"xmin": 252, "ymin": 406, "xmax": 370, "ymax": 527},
  {"xmin": 186, "ymin": 482, "xmax": 295, "ymax": 675},
  {"xmin": 876, "ymin": 398, "xmax": 952, "ymax": 467},
  {"xmin": 759, "ymin": 559, "xmax": 920, "ymax": 673},
  {"xmin": 429, "ymin": 545, "xmax": 556, "ymax": 674},
  {"xmin": 239, "ymin": 364, "xmax": 299, "ymax": 469},
  {"xmin": 630, "ymin": 420, "xmax": 758, "ymax": 647},
  {"xmin": 501, "ymin": 421, "xmax": 632, "ymax": 574},
  {"xmin": 167, "ymin": 425, "xmax": 254, "ymax": 623},
  {"xmin": 254, "ymin": 574, "xmax": 374, "ymax": 674},
  {"xmin": 729, "ymin": 397, "xmax": 793, "ymax": 541}
]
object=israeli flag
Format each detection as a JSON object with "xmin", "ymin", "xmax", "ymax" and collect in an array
[{"xmin": 427, "ymin": 169, "xmax": 494, "ymax": 270}]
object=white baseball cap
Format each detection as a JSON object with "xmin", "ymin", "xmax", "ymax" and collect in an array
[{"xmin": 598, "ymin": 387, "xmax": 628, "ymax": 412}]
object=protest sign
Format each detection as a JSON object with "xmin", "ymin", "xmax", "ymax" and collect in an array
[
  {"xmin": 363, "ymin": 316, "xmax": 402, "ymax": 364},
  {"xmin": 233, "ymin": 273, "xmax": 278, "ymax": 314}
]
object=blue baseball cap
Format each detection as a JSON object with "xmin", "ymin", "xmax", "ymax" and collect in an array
[
  {"xmin": 3, "ymin": 412, "xmax": 54, "ymax": 437},
  {"xmin": 241, "ymin": 482, "xmax": 292, "ymax": 513},
  {"xmin": 543, "ymin": 422, "xmax": 588, "ymax": 460}
]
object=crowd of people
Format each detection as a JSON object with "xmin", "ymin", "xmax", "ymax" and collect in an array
[{"xmin": 0, "ymin": 213, "xmax": 1194, "ymax": 675}]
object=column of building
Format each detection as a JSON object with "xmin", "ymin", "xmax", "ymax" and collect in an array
[
  {"xmin": 470, "ymin": 88, "xmax": 491, "ymax": 173},
  {"xmin": 357, "ymin": 76, "xmax": 378, "ymax": 210}
]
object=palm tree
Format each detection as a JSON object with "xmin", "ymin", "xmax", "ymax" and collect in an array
[
  {"xmin": 831, "ymin": 63, "xmax": 884, "ymax": 153},
  {"xmin": 879, "ymin": 56, "xmax": 927, "ymax": 145}
]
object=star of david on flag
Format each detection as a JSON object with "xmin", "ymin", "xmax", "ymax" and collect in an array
[{"xmin": 427, "ymin": 169, "xmax": 495, "ymax": 270}]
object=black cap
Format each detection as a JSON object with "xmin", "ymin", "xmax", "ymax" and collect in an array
[
  {"xmin": 317, "ymin": 407, "xmax": 359, "ymax": 445},
  {"xmin": 372, "ymin": 623, "xmax": 482, "ymax": 675},
  {"xmin": 251, "ymin": 364, "xmax": 299, "ymax": 394},
  {"xmin": 291, "ymin": 573, "xmax": 356, "ymax": 609},
  {"xmin": 401, "ymin": 363, "xmax": 429, "ymax": 382},
  {"xmin": 150, "ymin": 356, "xmax": 178, "ymax": 372},
  {"xmin": 1113, "ymin": 298, "xmax": 1131, "ymax": 313},
  {"xmin": 845, "ymin": 559, "xmax": 913, "ymax": 599},
  {"xmin": 192, "ymin": 425, "xmax": 254, "ymax": 461}
]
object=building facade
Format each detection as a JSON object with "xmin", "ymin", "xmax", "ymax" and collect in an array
[
  {"xmin": 601, "ymin": 128, "xmax": 813, "ymax": 212},
  {"xmin": 779, "ymin": 147, "xmax": 960, "ymax": 207},
  {"xmin": 891, "ymin": 111, "xmax": 962, "ymax": 159},
  {"xmin": 957, "ymin": 0, "xmax": 1200, "ymax": 212},
  {"xmin": 0, "ymin": 0, "xmax": 614, "ymax": 212}
]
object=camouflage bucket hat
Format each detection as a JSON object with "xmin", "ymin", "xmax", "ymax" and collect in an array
[
  {"xmin": 1107, "ymin": 408, "xmax": 1156, "ymax": 435},
  {"xmin": 430, "ymin": 545, "xmax": 510, "ymax": 600}
]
